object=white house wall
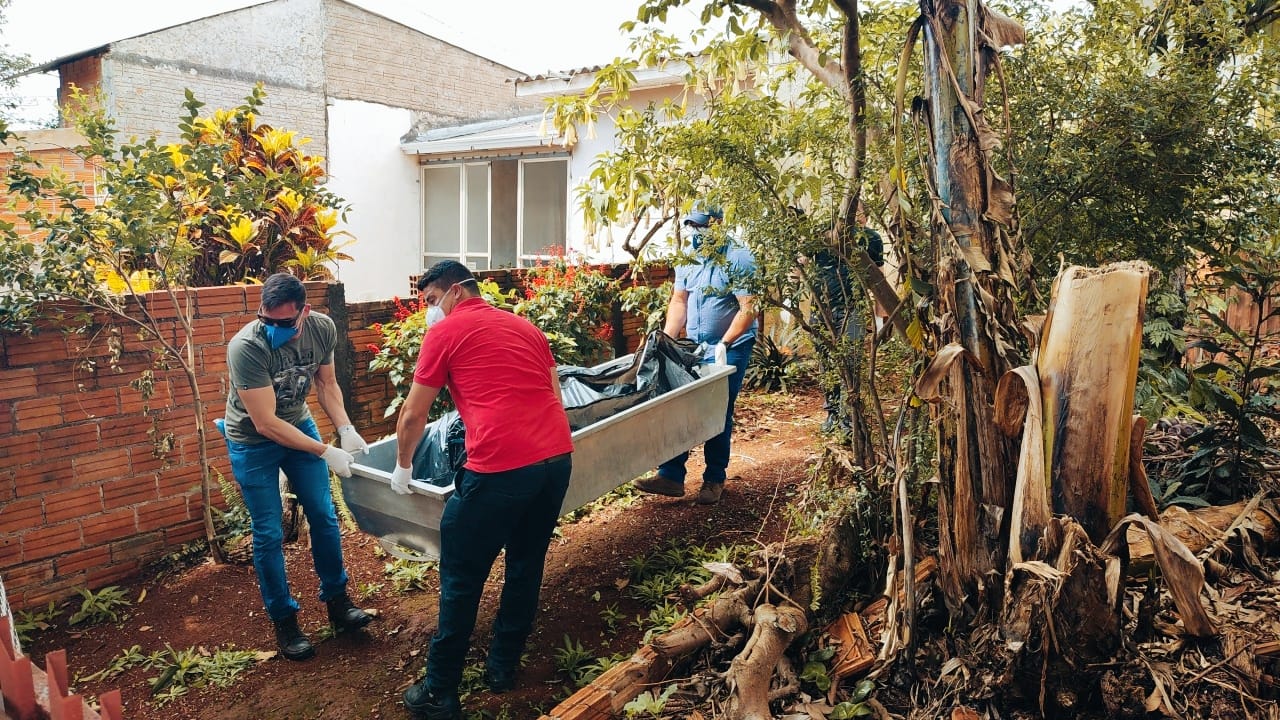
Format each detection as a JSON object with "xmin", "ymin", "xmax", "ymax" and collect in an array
[
  {"xmin": 564, "ymin": 85, "xmax": 706, "ymax": 264},
  {"xmin": 327, "ymin": 99, "xmax": 420, "ymax": 302}
]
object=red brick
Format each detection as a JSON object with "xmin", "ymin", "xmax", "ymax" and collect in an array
[
  {"xmin": 71, "ymin": 448, "xmax": 131, "ymax": 483},
  {"xmin": 56, "ymin": 545, "xmax": 111, "ymax": 575},
  {"xmin": 195, "ymin": 285, "xmax": 247, "ymax": 316},
  {"xmin": 0, "ymin": 430, "xmax": 40, "ymax": 464},
  {"xmin": 21, "ymin": 521, "xmax": 82, "ymax": 561},
  {"xmin": 156, "ymin": 466, "xmax": 202, "ymax": 497},
  {"xmin": 0, "ymin": 531, "xmax": 22, "ymax": 566},
  {"xmin": 61, "ymin": 387, "xmax": 120, "ymax": 420},
  {"xmin": 5, "ymin": 560, "xmax": 55, "ymax": 604},
  {"xmin": 101, "ymin": 475, "xmax": 156, "ymax": 510},
  {"xmin": 39, "ymin": 422, "xmax": 101, "ymax": 457},
  {"xmin": 14, "ymin": 395, "xmax": 63, "ymax": 431},
  {"xmin": 87, "ymin": 561, "xmax": 144, "ymax": 589},
  {"xmin": 81, "ymin": 507, "xmax": 138, "ymax": 545},
  {"xmin": 108, "ymin": 531, "xmax": 164, "ymax": 563},
  {"xmin": 15, "ymin": 457, "xmax": 75, "ymax": 494},
  {"xmin": 43, "ymin": 485, "xmax": 104, "ymax": 524},
  {"xmin": 0, "ymin": 472, "xmax": 15, "ymax": 502},
  {"xmin": 137, "ymin": 496, "xmax": 189, "ymax": 532},
  {"xmin": 21, "ymin": 574, "xmax": 84, "ymax": 611},
  {"xmin": 129, "ymin": 444, "xmax": 171, "ymax": 474},
  {"xmin": 0, "ymin": 367, "xmax": 37, "ymax": 400},
  {"xmin": 1, "ymin": 496, "xmax": 45, "ymax": 530},
  {"xmin": 200, "ymin": 348, "xmax": 229, "ymax": 374},
  {"xmin": 0, "ymin": 400, "xmax": 13, "ymax": 435},
  {"xmin": 4, "ymin": 333, "xmax": 71, "ymax": 365},
  {"xmin": 165, "ymin": 519, "xmax": 205, "ymax": 546},
  {"xmin": 189, "ymin": 317, "xmax": 226, "ymax": 343},
  {"xmin": 138, "ymin": 292, "xmax": 185, "ymax": 321}
]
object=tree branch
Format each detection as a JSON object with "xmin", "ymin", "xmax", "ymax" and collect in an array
[{"xmin": 730, "ymin": 0, "xmax": 850, "ymax": 95}]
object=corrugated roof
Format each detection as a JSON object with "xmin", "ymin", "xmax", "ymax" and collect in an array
[{"xmin": 511, "ymin": 64, "xmax": 608, "ymax": 84}]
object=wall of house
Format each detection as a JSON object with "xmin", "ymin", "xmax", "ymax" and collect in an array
[
  {"xmin": 0, "ymin": 128, "xmax": 93, "ymax": 240},
  {"xmin": 57, "ymin": 55, "xmax": 102, "ymax": 109},
  {"xmin": 102, "ymin": 0, "xmax": 329, "ymax": 157},
  {"xmin": 326, "ymin": 99, "xmax": 422, "ymax": 302},
  {"xmin": 563, "ymin": 86, "xmax": 708, "ymax": 264},
  {"xmin": 321, "ymin": 0, "xmax": 530, "ymax": 129}
]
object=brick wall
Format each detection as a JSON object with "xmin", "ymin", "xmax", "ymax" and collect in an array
[
  {"xmin": 0, "ymin": 282, "xmax": 341, "ymax": 609},
  {"xmin": 322, "ymin": 0, "xmax": 536, "ymax": 125},
  {"xmin": 0, "ymin": 128, "xmax": 94, "ymax": 240},
  {"xmin": 0, "ymin": 268, "xmax": 669, "ymax": 610}
]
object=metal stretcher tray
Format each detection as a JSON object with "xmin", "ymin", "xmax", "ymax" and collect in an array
[{"xmin": 343, "ymin": 361, "xmax": 734, "ymax": 560}]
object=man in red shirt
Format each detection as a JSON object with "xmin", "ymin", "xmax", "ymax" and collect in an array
[{"xmin": 391, "ymin": 261, "xmax": 573, "ymax": 720}]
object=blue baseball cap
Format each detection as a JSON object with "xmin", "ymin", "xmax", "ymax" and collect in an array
[{"xmin": 682, "ymin": 202, "xmax": 723, "ymax": 227}]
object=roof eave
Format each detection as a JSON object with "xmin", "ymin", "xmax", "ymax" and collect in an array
[
  {"xmin": 401, "ymin": 134, "xmax": 565, "ymax": 156},
  {"xmin": 515, "ymin": 66, "xmax": 686, "ymax": 99}
]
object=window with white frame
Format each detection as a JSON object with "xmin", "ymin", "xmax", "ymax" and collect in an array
[
  {"xmin": 421, "ymin": 156, "xmax": 568, "ymax": 272},
  {"xmin": 517, "ymin": 158, "xmax": 569, "ymax": 266}
]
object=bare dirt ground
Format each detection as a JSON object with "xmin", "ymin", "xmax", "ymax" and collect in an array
[{"xmin": 27, "ymin": 389, "xmax": 825, "ymax": 720}]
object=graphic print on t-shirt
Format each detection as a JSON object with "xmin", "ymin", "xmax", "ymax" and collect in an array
[{"xmin": 273, "ymin": 356, "xmax": 319, "ymax": 410}]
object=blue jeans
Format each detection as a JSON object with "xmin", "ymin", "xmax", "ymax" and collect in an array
[
  {"xmin": 657, "ymin": 339, "xmax": 753, "ymax": 485},
  {"xmin": 425, "ymin": 456, "xmax": 571, "ymax": 697},
  {"xmin": 225, "ymin": 418, "xmax": 350, "ymax": 620}
]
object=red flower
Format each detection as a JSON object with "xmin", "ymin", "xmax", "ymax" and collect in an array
[{"xmin": 366, "ymin": 343, "xmax": 380, "ymax": 353}]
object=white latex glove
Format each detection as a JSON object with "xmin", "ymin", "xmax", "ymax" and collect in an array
[
  {"xmin": 337, "ymin": 424, "xmax": 369, "ymax": 455},
  {"xmin": 713, "ymin": 343, "xmax": 728, "ymax": 365},
  {"xmin": 320, "ymin": 445, "xmax": 355, "ymax": 478},
  {"xmin": 390, "ymin": 465, "xmax": 413, "ymax": 495}
]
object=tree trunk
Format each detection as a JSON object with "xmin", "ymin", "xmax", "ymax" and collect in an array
[
  {"xmin": 1038, "ymin": 263, "xmax": 1149, "ymax": 543},
  {"xmin": 922, "ymin": 0, "xmax": 1023, "ymax": 616}
]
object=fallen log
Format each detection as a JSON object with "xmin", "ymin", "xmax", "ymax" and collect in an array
[{"xmin": 1127, "ymin": 498, "xmax": 1280, "ymax": 573}]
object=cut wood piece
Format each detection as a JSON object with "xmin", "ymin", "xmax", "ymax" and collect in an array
[
  {"xmin": 1127, "ymin": 500, "xmax": 1280, "ymax": 573},
  {"xmin": 1039, "ymin": 262, "xmax": 1150, "ymax": 542},
  {"xmin": 1128, "ymin": 415, "xmax": 1160, "ymax": 521},
  {"xmin": 825, "ymin": 611, "xmax": 875, "ymax": 679},
  {"xmin": 1256, "ymin": 639, "xmax": 1280, "ymax": 658},
  {"xmin": 859, "ymin": 556, "xmax": 938, "ymax": 625},
  {"xmin": 1001, "ymin": 365, "xmax": 1050, "ymax": 563}
]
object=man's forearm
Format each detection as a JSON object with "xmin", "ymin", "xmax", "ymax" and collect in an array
[
  {"xmin": 315, "ymin": 383, "xmax": 351, "ymax": 430},
  {"xmin": 721, "ymin": 310, "xmax": 757, "ymax": 346}
]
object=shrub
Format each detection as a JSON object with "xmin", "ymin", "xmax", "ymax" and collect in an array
[{"xmin": 514, "ymin": 252, "xmax": 620, "ymax": 366}]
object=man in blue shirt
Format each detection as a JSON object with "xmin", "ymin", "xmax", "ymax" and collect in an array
[{"xmin": 635, "ymin": 203, "xmax": 756, "ymax": 505}]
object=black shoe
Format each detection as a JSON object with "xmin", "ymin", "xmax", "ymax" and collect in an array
[
  {"xmin": 403, "ymin": 681, "xmax": 462, "ymax": 720},
  {"xmin": 272, "ymin": 613, "xmax": 315, "ymax": 661},
  {"xmin": 326, "ymin": 592, "xmax": 374, "ymax": 632},
  {"xmin": 485, "ymin": 662, "xmax": 517, "ymax": 693}
]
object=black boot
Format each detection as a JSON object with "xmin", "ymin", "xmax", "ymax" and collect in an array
[
  {"xmin": 326, "ymin": 592, "xmax": 374, "ymax": 632},
  {"xmin": 272, "ymin": 613, "xmax": 315, "ymax": 661},
  {"xmin": 403, "ymin": 680, "xmax": 462, "ymax": 720}
]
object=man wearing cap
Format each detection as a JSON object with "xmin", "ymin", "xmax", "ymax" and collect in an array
[
  {"xmin": 393, "ymin": 261, "xmax": 573, "ymax": 720},
  {"xmin": 634, "ymin": 203, "xmax": 757, "ymax": 505},
  {"xmin": 223, "ymin": 272, "xmax": 374, "ymax": 661}
]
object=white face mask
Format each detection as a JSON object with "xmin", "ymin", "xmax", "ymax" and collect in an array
[{"xmin": 425, "ymin": 305, "xmax": 446, "ymax": 327}]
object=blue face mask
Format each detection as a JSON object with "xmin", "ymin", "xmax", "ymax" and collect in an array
[
  {"xmin": 264, "ymin": 324, "xmax": 298, "ymax": 349},
  {"xmin": 690, "ymin": 229, "xmax": 706, "ymax": 250}
]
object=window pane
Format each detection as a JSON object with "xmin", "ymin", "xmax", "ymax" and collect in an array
[
  {"xmin": 464, "ymin": 255, "xmax": 489, "ymax": 272},
  {"xmin": 423, "ymin": 166, "xmax": 461, "ymax": 256},
  {"xmin": 490, "ymin": 160, "xmax": 519, "ymax": 268},
  {"xmin": 521, "ymin": 159, "xmax": 567, "ymax": 257},
  {"xmin": 466, "ymin": 165, "xmax": 489, "ymax": 255}
]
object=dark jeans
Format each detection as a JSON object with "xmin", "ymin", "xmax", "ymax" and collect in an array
[
  {"xmin": 224, "ymin": 418, "xmax": 349, "ymax": 620},
  {"xmin": 657, "ymin": 339, "xmax": 753, "ymax": 485},
  {"xmin": 425, "ymin": 455, "xmax": 571, "ymax": 697}
]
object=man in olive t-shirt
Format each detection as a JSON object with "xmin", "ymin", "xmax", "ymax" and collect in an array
[{"xmin": 222, "ymin": 273, "xmax": 373, "ymax": 661}]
